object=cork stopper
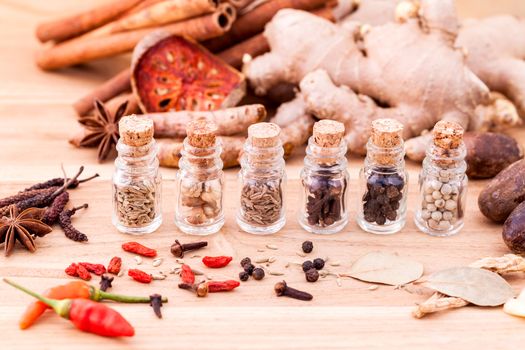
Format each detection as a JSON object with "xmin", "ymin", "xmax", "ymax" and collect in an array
[
  {"xmin": 433, "ymin": 120, "xmax": 464, "ymax": 149},
  {"xmin": 371, "ymin": 119, "xmax": 404, "ymax": 148},
  {"xmin": 186, "ymin": 119, "xmax": 217, "ymax": 148},
  {"xmin": 119, "ymin": 115, "xmax": 154, "ymax": 147},
  {"xmin": 313, "ymin": 120, "xmax": 345, "ymax": 147},
  {"xmin": 248, "ymin": 123, "xmax": 281, "ymax": 148}
]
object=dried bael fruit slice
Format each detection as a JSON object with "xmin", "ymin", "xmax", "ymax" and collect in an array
[{"xmin": 132, "ymin": 32, "xmax": 245, "ymax": 113}]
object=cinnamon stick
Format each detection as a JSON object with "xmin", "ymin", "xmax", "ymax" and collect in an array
[
  {"xmin": 228, "ymin": 0, "xmax": 256, "ymax": 9},
  {"xmin": 36, "ymin": 0, "xmax": 143, "ymax": 43},
  {"xmin": 36, "ymin": 10, "xmax": 233, "ymax": 70},
  {"xmin": 203, "ymin": 0, "xmax": 330, "ymax": 52},
  {"xmin": 73, "ymin": 68, "xmax": 131, "ymax": 117},
  {"xmin": 218, "ymin": 33, "xmax": 269, "ymax": 69}
]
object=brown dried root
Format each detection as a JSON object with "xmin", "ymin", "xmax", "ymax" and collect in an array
[
  {"xmin": 143, "ymin": 104, "xmax": 266, "ymax": 138},
  {"xmin": 412, "ymin": 292, "xmax": 469, "ymax": 319},
  {"xmin": 469, "ymin": 254, "xmax": 525, "ymax": 274}
]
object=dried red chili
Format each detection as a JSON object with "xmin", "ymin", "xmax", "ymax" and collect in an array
[
  {"xmin": 128, "ymin": 269, "xmax": 152, "ymax": 284},
  {"xmin": 180, "ymin": 264, "xmax": 195, "ymax": 284},
  {"xmin": 76, "ymin": 264, "xmax": 92, "ymax": 281},
  {"xmin": 122, "ymin": 242, "xmax": 157, "ymax": 257},
  {"xmin": 79, "ymin": 262, "xmax": 106, "ymax": 276},
  {"xmin": 207, "ymin": 280, "xmax": 240, "ymax": 293},
  {"xmin": 65, "ymin": 263, "xmax": 79, "ymax": 277},
  {"xmin": 202, "ymin": 256, "xmax": 232, "ymax": 268},
  {"xmin": 107, "ymin": 256, "xmax": 122, "ymax": 275}
]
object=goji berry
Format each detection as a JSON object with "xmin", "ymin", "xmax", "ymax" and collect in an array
[
  {"xmin": 128, "ymin": 269, "xmax": 152, "ymax": 284},
  {"xmin": 65, "ymin": 263, "xmax": 79, "ymax": 277},
  {"xmin": 76, "ymin": 264, "xmax": 92, "ymax": 281},
  {"xmin": 107, "ymin": 256, "xmax": 122, "ymax": 275},
  {"xmin": 202, "ymin": 256, "xmax": 232, "ymax": 268},
  {"xmin": 207, "ymin": 280, "xmax": 240, "ymax": 293},
  {"xmin": 79, "ymin": 262, "xmax": 106, "ymax": 276},
  {"xmin": 122, "ymin": 242, "xmax": 157, "ymax": 257},
  {"xmin": 180, "ymin": 265, "xmax": 195, "ymax": 284}
]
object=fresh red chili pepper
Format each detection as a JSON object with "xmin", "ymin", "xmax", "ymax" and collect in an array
[
  {"xmin": 122, "ymin": 242, "xmax": 157, "ymax": 257},
  {"xmin": 128, "ymin": 269, "xmax": 152, "ymax": 283},
  {"xmin": 76, "ymin": 264, "xmax": 92, "ymax": 281},
  {"xmin": 79, "ymin": 262, "xmax": 106, "ymax": 276},
  {"xmin": 207, "ymin": 280, "xmax": 240, "ymax": 293},
  {"xmin": 202, "ymin": 256, "xmax": 233, "ymax": 268},
  {"xmin": 180, "ymin": 264, "xmax": 195, "ymax": 284},
  {"xmin": 107, "ymin": 256, "xmax": 122, "ymax": 275},
  {"xmin": 4, "ymin": 279, "xmax": 135, "ymax": 337},
  {"xmin": 65, "ymin": 263, "xmax": 79, "ymax": 277}
]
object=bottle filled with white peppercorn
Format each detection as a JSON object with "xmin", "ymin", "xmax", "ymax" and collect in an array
[
  {"xmin": 415, "ymin": 120, "xmax": 468, "ymax": 236},
  {"xmin": 299, "ymin": 120, "xmax": 349, "ymax": 234},
  {"xmin": 112, "ymin": 115, "xmax": 162, "ymax": 234},
  {"xmin": 175, "ymin": 119, "xmax": 224, "ymax": 235},
  {"xmin": 237, "ymin": 122, "xmax": 286, "ymax": 235},
  {"xmin": 358, "ymin": 119, "xmax": 408, "ymax": 234}
]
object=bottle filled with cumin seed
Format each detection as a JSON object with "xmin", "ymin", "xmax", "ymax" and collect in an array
[
  {"xmin": 299, "ymin": 120, "xmax": 349, "ymax": 234},
  {"xmin": 112, "ymin": 115, "xmax": 162, "ymax": 235},
  {"xmin": 415, "ymin": 120, "xmax": 468, "ymax": 236},
  {"xmin": 237, "ymin": 122, "xmax": 286, "ymax": 235},
  {"xmin": 175, "ymin": 119, "xmax": 224, "ymax": 235},
  {"xmin": 357, "ymin": 119, "xmax": 408, "ymax": 234}
]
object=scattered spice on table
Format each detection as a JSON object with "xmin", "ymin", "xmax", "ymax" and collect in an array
[
  {"xmin": 179, "ymin": 282, "xmax": 209, "ymax": 297},
  {"xmin": 149, "ymin": 294, "xmax": 163, "ymax": 319},
  {"xmin": 128, "ymin": 269, "xmax": 152, "ymax": 284},
  {"xmin": 59, "ymin": 204, "xmax": 89, "ymax": 242},
  {"xmin": 274, "ymin": 281, "xmax": 313, "ymax": 301},
  {"xmin": 99, "ymin": 275, "xmax": 114, "ymax": 292},
  {"xmin": 302, "ymin": 240, "xmax": 313, "ymax": 254},
  {"xmin": 122, "ymin": 241, "xmax": 157, "ymax": 257},
  {"xmin": 305, "ymin": 269, "xmax": 319, "ymax": 282},
  {"xmin": 79, "ymin": 262, "xmax": 106, "ymax": 276},
  {"xmin": 252, "ymin": 268, "xmax": 265, "ymax": 281},
  {"xmin": 202, "ymin": 256, "xmax": 232, "ymax": 268},
  {"xmin": 107, "ymin": 256, "xmax": 122, "ymax": 275},
  {"xmin": 170, "ymin": 239, "xmax": 208, "ymax": 258},
  {"xmin": 76, "ymin": 264, "xmax": 92, "ymax": 281},
  {"xmin": 180, "ymin": 264, "xmax": 195, "ymax": 284},
  {"xmin": 207, "ymin": 280, "xmax": 240, "ymax": 293}
]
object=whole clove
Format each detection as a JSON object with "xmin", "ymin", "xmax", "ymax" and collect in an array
[
  {"xmin": 305, "ymin": 174, "xmax": 346, "ymax": 227},
  {"xmin": 99, "ymin": 275, "xmax": 114, "ymax": 292},
  {"xmin": 178, "ymin": 282, "xmax": 208, "ymax": 297},
  {"xmin": 149, "ymin": 294, "xmax": 163, "ymax": 319},
  {"xmin": 42, "ymin": 192, "xmax": 70, "ymax": 225},
  {"xmin": 274, "ymin": 281, "xmax": 313, "ymax": 301},
  {"xmin": 170, "ymin": 240, "xmax": 208, "ymax": 258},
  {"xmin": 59, "ymin": 204, "xmax": 89, "ymax": 242}
]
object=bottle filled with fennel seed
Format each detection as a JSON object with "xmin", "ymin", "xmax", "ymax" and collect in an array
[
  {"xmin": 357, "ymin": 119, "xmax": 408, "ymax": 234},
  {"xmin": 415, "ymin": 120, "xmax": 468, "ymax": 236},
  {"xmin": 175, "ymin": 119, "xmax": 224, "ymax": 235},
  {"xmin": 112, "ymin": 115, "xmax": 162, "ymax": 235},
  {"xmin": 237, "ymin": 122, "xmax": 286, "ymax": 235},
  {"xmin": 299, "ymin": 120, "xmax": 349, "ymax": 234}
]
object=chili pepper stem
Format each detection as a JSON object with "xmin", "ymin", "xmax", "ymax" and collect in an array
[
  {"xmin": 3, "ymin": 278, "xmax": 71, "ymax": 318},
  {"xmin": 91, "ymin": 287, "xmax": 168, "ymax": 303}
]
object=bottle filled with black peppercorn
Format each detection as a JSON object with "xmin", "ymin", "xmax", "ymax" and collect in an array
[
  {"xmin": 357, "ymin": 119, "xmax": 408, "ymax": 234},
  {"xmin": 415, "ymin": 120, "xmax": 468, "ymax": 236},
  {"xmin": 237, "ymin": 123, "xmax": 286, "ymax": 235},
  {"xmin": 299, "ymin": 120, "xmax": 349, "ymax": 234}
]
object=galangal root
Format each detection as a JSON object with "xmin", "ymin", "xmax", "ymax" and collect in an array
[{"xmin": 412, "ymin": 292, "xmax": 469, "ymax": 319}]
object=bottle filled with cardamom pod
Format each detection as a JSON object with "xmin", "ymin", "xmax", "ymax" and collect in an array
[
  {"xmin": 299, "ymin": 120, "xmax": 349, "ymax": 234},
  {"xmin": 175, "ymin": 119, "xmax": 224, "ymax": 235},
  {"xmin": 357, "ymin": 119, "xmax": 408, "ymax": 234},
  {"xmin": 112, "ymin": 115, "xmax": 162, "ymax": 235},
  {"xmin": 237, "ymin": 122, "xmax": 286, "ymax": 235},
  {"xmin": 415, "ymin": 120, "xmax": 468, "ymax": 236}
]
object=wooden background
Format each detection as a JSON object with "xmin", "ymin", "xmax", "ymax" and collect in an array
[{"xmin": 0, "ymin": 1, "xmax": 524, "ymax": 349}]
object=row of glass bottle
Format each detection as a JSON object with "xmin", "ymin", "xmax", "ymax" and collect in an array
[{"xmin": 111, "ymin": 116, "xmax": 468, "ymax": 237}]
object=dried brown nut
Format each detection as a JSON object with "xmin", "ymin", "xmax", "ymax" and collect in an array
[
  {"xmin": 132, "ymin": 34, "xmax": 245, "ymax": 113},
  {"xmin": 503, "ymin": 201, "xmax": 525, "ymax": 254}
]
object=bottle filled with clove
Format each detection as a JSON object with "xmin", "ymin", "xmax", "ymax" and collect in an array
[
  {"xmin": 299, "ymin": 120, "xmax": 349, "ymax": 234},
  {"xmin": 112, "ymin": 115, "xmax": 162, "ymax": 234},
  {"xmin": 357, "ymin": 119, "xmax": 408, "ymax": 234},
  {"xmin": 237, "ymin": 123, "xmax": 286, "ymax": 235},
  {"xmin": 175, "ymin": 119, "xmax": 224, "ymax": 235},
  {"xmin": 415, "ymin": 120, "xmax": 468, "ymax": 236}
]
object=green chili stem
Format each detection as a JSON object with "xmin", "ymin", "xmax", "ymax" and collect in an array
[
  {"xmin": 91, "ymin": 287, "xmax": 168, "ymax": 303},
  {"xmin": 3, "ymin": 278, "xmax": 71, "ymax": 318}
]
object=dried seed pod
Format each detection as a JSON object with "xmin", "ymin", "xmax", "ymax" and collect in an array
[
  {"xmin": 0, "ymin": 187, "xmax": 58, "ymax": 209},
  {"xmin": 58, "ymin": 204, "xmax": 89, "ymax": 242},
  {"xmin": 21, "ymin": 173, "xmax": 99, "ymax": 192},
  {"xmin": 42, "ymin": 191, "xmax": 70, "ymax": 225}
]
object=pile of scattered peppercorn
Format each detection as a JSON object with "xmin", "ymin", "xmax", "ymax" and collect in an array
[
  {"xmin": 239, "ymin": 257, "xmax": 265, "ymax": 281},
  {"xmin": 302, "ymin": 258, "xmax": 325, "ymax": 283},
  {"xmin": 302, "ymin": 240, "xmax": 313, "ymax": 254},
  {"xmin": 363, "ymin": 171, "xmax": 405, "ymax": 225}
]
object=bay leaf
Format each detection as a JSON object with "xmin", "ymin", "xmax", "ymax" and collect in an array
[
  {"xmin": 347, "ymin": 251, "xmax": 424, "ymax": 286},
  {"xmin": 426, "ymin": 267, "xmax": 514, "ymax": 306}
]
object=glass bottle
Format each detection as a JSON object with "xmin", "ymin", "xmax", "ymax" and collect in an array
[
  {"xmin": 237, "ymin": 122, "xmax": 286, "ymax": 235},
  {"xmin": 299, "ymin": 120, "xmax": 349, "ymax": 234},
  {"xmin": 112, "ymin": 115, "xmax": 162, "ymax": 235},
  {"xmin": 357, "ymin": 119, "xmax": 408, "ymax": 234},
  {"xmin": 415, "ymin": 120, "xmax": 468, "ymax": 236},
  {"xmin": 175, "ymin": 119, "xmax": 224, "ymax": 235}
]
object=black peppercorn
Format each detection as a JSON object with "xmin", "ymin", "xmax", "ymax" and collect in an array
[
  {"xmin": 240, "ymin": 257, "xmax": 251, "ymax": 267},
  {"xmin": 363, "ymin": 170, "xmax": 405, "ymax": 226},
  {"xmin": 244, "ymin": 263, "xmax": 255, "ymax": 275},
  {"xmin": 302, "ymin": 240, "xmax": 313, "ymax": 253},
  {"xmin": 302, "ymin": 260, "xmax": 314, "ymax": 272},
  {"xmin": 239, "ymin": 271, "xmax": 250, "ymax": 281},
  {"xmin": 305, "ymin": 268, "xmax": 319, "ymax": 282},
  {"xmin": 313, "ymin": 258, "xmax": 325, "ymax": 270},
  {"xmin": 252, "ymin": 268, "xmax": 265, "ymax": 280}
]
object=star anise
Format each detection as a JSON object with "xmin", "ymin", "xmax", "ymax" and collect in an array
[
  {"xmin": 0, "ymin": 206, "xmax": 52, "ymax": 256},
  {"xmin": 78, "ymin": 99, "xmax": 129, "ymax": 162}
]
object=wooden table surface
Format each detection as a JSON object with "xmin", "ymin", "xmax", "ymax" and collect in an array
[{"xmin": 1, "ymin": 1, "xmax": 525, "ymax": 349}]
